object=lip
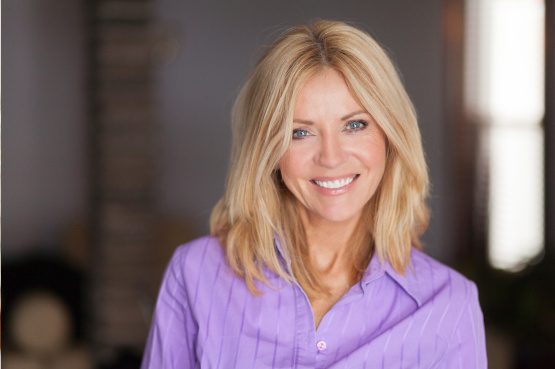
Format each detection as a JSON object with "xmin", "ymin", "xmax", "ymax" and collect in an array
[
  {"xmin": 310, "ymin": 174, "xmax": 360, "ymax": 196},
  {"xmin": 311, "ymin": 174, "xmax": 358, "ymax": 181}
]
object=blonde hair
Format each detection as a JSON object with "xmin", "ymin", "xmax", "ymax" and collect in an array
[{"xmin": 210, "ymin": 20, "xmax": 429, "ymax": 297}]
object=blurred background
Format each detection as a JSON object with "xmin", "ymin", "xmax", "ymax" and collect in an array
[{"xmin": 2, "ymin": 0, "xmax": 554, "ymax": 368}]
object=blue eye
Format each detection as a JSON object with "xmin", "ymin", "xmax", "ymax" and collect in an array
[
  {"xmin": 292, "ymin": 129, "xmax": 311, "ymax": 139},
  {"xmin": 345, "ymin": 120, "xmax": 368, "ymax": 131}
]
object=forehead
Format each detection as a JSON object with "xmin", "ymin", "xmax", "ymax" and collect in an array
[{"xmin": 293, "ymin": 67, "xmax": 364, "ymax": 119}]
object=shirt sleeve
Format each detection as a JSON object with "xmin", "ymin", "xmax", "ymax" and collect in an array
[
  {"xmin": 141, "ymin": 247, "xmax": 198, "ymax": 369},
  {"xmin": 439, "ymin": 281, "xmax": 488, "ymax": 369}
]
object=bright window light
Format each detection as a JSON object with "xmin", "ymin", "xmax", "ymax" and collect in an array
[
  {"xmin": 488, "ymin": 128, "xmax": 544, "ymax": 270},
  {"xmin": 465, "ymin": 0, "xmax": 545, "ymax": 271}
]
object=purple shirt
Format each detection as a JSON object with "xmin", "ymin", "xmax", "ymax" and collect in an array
[{"xmin": 141, "ymin": 236, "xmax": 487, "ymax": 368}]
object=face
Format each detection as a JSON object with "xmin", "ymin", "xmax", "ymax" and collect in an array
[{"xmin": 279, "ymin": 68, "xmax": 387, "ymax": 226}]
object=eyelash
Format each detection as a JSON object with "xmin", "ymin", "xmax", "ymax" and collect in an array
[
  {"xmin": 345, "ymin": 120, "xmax": 368, "ymax": 131},
  {"xmin": 292, "ymin": 129, "xmax": 311, "ymax": 139},
  {"xmin": 291, "ymin": 120, "xmax": 368, "ymax": 139}
]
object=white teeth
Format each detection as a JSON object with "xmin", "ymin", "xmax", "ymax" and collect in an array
[{"xmin": 314, "ymin": 176, "xmax": 355, "ymax": 189}]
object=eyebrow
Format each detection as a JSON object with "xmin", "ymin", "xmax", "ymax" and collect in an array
[
  {"xmin": 292, "ymin": 110, "xmax": 368, "ymax": 125},
  {"xmin": 341, "ymin": 110, "xmax": 368, "ymax": 120}
]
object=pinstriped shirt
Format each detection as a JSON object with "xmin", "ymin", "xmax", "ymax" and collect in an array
[{"xmin": 141, "ymin": 236, "xmax": 487, "ymax": 369}]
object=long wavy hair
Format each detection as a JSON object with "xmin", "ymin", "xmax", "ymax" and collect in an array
[{"xmin": 210, "ymin": 20, "xmax": 429, "ymax": 297}]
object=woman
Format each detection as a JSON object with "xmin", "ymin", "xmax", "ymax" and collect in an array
[{"xmin": 141, "ymin": 20, "xmax": 487, "ymax": 368}]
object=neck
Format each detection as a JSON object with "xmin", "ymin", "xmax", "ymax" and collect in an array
[{"xmin": 299, "ymin": 209, "xmax": 361, "ymax": 274}]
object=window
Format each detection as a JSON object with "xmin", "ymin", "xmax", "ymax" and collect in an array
[{"xmin": 465, "ymin": 0, "xmax": 545, "ymax": 271}]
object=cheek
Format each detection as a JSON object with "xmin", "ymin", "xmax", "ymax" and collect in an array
[
  {"xmin": 368, "ymin": 146, "xmax": 387, "ymax": 168},
  {"xmin": 279, "ymin": 147, "xmax": 310, "ymax": 181},
  {"xmin": 350, "ymin": 138, "xmax": 386, "ymax": 168},
  {"xmin": 369, "ymin": 132, "xmax": 387, "ymax": 162}
]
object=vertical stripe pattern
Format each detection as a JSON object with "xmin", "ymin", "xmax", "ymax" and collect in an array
[{"xmin": 141, "ymin": 236, "xmax": 488, "ymax": 369}]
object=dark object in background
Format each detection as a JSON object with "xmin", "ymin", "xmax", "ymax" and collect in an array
[
  {"xmin": 97, "ymin": 347, "xmax": 142, "ymax": 369},
  {"xmin": 3, "ymin": 252, "xmax": 85, "ymax": 348},
  {"xmin": 461, "ymin": 253, "xmax": 555, "ymax": 369}
]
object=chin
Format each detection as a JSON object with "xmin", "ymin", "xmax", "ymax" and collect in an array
[{"xmin": 314, "ymin": 207, "xmax": 363, "ymax": 224}]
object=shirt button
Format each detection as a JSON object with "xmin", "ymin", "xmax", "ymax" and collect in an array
[{"xmin": 316, "ymin": 340, "xmax": 327, "ymax": 352}]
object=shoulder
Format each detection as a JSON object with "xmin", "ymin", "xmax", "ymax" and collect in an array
[
  {"xmin": 408, "ymin": 248, "xmax": 478, "ymax": 304},
  {"xmin": 167, "ymin": 235, "xmax": 228, "ymax": 281},
  {"xmin": 164, "ymin": 235, "xmax": 251, "ymax": 317},
  {"xmin": 407, "ymin": 249, "xmax": 481, "ymax": 335},
  {"xmin": 173, "ymin": 235, "xmax": 225, "ymax": 261},
  {"xmin": 409, "ymin": 249, "xmax": 475, "ymax": 292}
]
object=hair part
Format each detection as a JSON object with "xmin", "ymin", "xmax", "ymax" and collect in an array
[{"xmin": 210, "ymin": 19, "xmax": 429, "ymax": 297}]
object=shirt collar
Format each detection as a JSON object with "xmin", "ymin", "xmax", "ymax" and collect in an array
[
  {"xmin": 361, "ymin": 251, "xmax": 423, "ymax": 307},
  {"xmin": 266, "ymin": 236, "xmax": 292, "ymax": 279},
  {"xmin": 273, "ymin": 236, "xmax": 423, "ymax": 307},
  {"xmin": 273, "ymin": 236, "xmax": 290, "ymax": 268},
  {"xmin": 273, "ymin": 236, "xmax": 286, "ymax": 259}
]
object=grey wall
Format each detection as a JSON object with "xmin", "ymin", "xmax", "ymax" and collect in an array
[
  {"xmin": 154, "ymin": 0, "xmax": 451, "ymax": 259},
  {"xmin": 2, "ymin": 0, "xmax": 87, "ymax": 257}
]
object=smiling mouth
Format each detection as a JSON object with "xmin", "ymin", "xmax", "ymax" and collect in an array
[{"xmin": 311, "ymin": 174, "xmax": 359, "ymax": 189}]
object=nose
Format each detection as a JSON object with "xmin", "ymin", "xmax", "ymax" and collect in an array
[{"xmin": 316, "ymin": 133, "xmax": 347, "ymax": 168}]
